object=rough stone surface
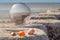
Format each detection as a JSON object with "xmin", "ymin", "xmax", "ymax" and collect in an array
[
  {"xmin": 0, "ymin": 24, "xmax": 49, "ymax": 40},
  {"xmin": 46, "ymin": 25, "xmax": 60, "ymax": 40}
]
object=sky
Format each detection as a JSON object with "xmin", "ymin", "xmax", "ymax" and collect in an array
[{"xmin": 0, "ymin": 0, "xmax": 60, "ymax": 3}]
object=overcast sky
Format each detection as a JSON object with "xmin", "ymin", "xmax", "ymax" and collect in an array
[{"xmin": 0, "ymin": 0, "xmax": 60, "ymax": 3}]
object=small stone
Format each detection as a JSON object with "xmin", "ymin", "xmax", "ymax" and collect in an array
[
  {"xmin": 18, "ymin": 31, "xmax": 25, "ymax": 37},
  {"xmin": 28, "ymin": 29, "xmax": 35, "ymax": 35},
  {"xmin": 11, "ymin": 32, "xmax": 16, "ymax": 36}
]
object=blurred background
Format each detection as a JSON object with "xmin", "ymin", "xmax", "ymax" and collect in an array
[{"xmin": 0, "ymin": 3, "xmax": 60, "ymax": 19}]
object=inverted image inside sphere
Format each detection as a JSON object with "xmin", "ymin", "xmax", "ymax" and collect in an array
[
  {"xmin": 10, "ymin": 3, "xmax": 31, "ymax": 14},
  {"xmin": 10, "ymin": 3, "xmax": 31, "ymax": 24}
]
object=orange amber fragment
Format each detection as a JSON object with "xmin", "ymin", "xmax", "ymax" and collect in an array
[{"xmin": 18, "ymin": 31, "xmax": 25, "ymax": 36}]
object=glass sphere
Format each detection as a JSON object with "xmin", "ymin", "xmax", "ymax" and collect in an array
[{"xmin": 10, "ymin": 3, "xmax": 31, "ymax": 24}]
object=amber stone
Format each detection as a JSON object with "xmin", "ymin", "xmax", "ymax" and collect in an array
[
  {"xmin": 11, "ymin": 32, "xmax": 16, "ymax": 36},
  {"xmin": 18, "ymin": 31, "xmax": 25, "ymax": 37},
  {"xmin": 28, "ymin": 29, "xmax": 35, "ymax": 35}
]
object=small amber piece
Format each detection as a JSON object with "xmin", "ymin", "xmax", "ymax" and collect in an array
[
  {"xmin": 28, "ymin": 29, "xmax": 35, "ymax": 35},
  {"xmin": 18, "ymin": 31, "xmax": 25, "ymax": 37},
  {"xmin": 11, "ymin": 32, "xmax": 16, "ymax": 36}
]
